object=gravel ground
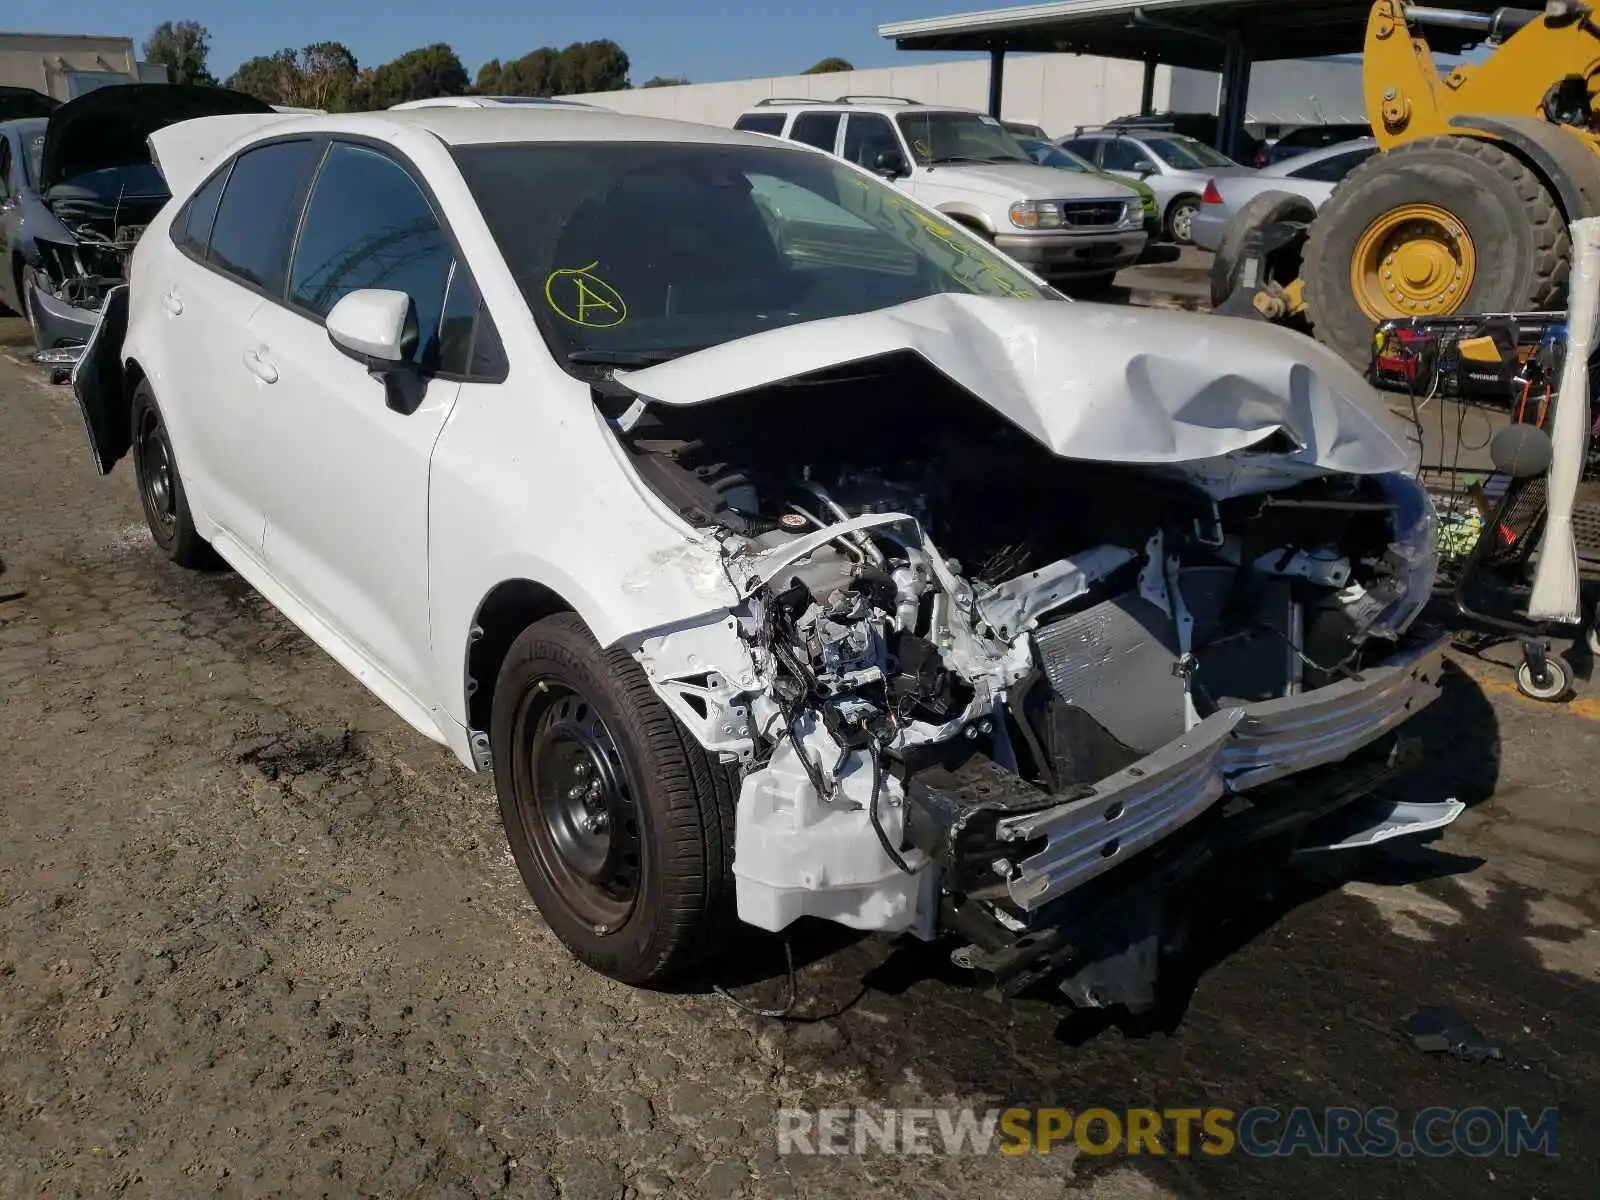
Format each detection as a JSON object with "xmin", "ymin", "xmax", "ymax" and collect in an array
[{"xmin": 1, "ymin": 327, "xmax": 1597, "ymax": 1199}]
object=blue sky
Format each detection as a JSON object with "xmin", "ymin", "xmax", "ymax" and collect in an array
[{"xmin": 37, "ymin": 0, "xmax": 991, "ymax": 85}]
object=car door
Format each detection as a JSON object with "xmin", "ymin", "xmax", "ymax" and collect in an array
[
  {"xmin": 246, "ymin": 139, "xmax": 465, "ymax": 708},
  {"xmin": 160, "ymin": 137, "xmax": 324, "ymax": 558}
]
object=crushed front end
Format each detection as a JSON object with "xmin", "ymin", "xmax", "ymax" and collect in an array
[{"xmin": 607, "ymin": 301, "xmax": 1456, "ymax": 1008}]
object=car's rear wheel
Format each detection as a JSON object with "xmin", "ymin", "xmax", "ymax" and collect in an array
[
  {"xmin": 491, "ymin": 612, "xmax": 739, "ymax": 985},
  {"xmin": 131, "ymin": 382, "xmax": 216, "ymax": 569}
]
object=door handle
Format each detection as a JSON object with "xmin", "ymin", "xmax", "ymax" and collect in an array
[
  {"xmin": 243, "ymin": 349, "xmax": 278, "ymax": 384},
  {"xmin": 162, "ymin": 290, "xmax": 183, "ymax": 315}
]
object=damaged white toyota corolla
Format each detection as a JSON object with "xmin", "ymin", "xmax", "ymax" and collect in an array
[{"xmin": 72, "ymin": 106, "xmax": 1457, "ymax": 1008}]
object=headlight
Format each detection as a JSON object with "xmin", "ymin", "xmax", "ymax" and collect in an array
[
  {"xmin": 1360, "ymin": 473, "xmax": 1440, "ymax": 640},
  {"xmin": 1120, "ymin": 204, "xmax": 1146, "ymax": 229},
  {"xmin": 1009, "ymin": 200, "xmax": 1062, "ymax": 230}
]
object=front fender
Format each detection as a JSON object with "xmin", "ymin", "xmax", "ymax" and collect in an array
[{"xmin": 1448, "ymin": 115, "xmax": 1600, "ymax": 220}]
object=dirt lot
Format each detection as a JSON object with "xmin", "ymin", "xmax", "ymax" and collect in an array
[{"xmin": 1, "ymin": 313, "xmax": 1597, "ymax": 1199}]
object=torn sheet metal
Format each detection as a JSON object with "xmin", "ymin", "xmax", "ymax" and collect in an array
[
  {"xmin": 616, "ymin": 293, "xmax": 1413, "ymax": 477},
  {"xmin": 1529, "ymin": 216, "xmax": 1600, "ymax": 622}
]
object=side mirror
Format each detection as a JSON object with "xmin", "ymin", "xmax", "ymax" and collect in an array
[
  {"xmin": 326, "ymin": 288, "xmax": 425, "ymax": 414},
  {"xmin": 874, "ymin": 150, "xmax": 909, "ymax": 179},
  {"xmin": 1135, "ymin": 164, "xmax": 1157, "ymax": 178}
]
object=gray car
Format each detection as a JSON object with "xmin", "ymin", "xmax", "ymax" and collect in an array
[
  {"xmin": 0, "ymin": 83, "xmax": 272, "ymax": 350},
  {"xmin": 1060, "ymin": 128, "xmax": 1253, "ymax": 244},
  {"xmin": 1190, "ymin": 139, "xmax": 1379, "ymax": 253}
]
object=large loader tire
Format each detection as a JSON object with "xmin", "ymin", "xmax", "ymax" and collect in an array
[{"xmin": 1303, "ymin": 136, "xmax": 1569, "ymax": 368}]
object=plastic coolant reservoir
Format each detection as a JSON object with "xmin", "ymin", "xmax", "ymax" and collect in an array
[{"xmin": 732, "ymin": 726, "xmax": 935, "ymax": 936}]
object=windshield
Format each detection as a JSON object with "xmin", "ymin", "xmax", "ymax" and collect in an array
[
  {"xmin": 894, "ymin": 111, "xmax": 1031, "ymax": 166},
  {"xmin": 1017, "ymin": 138, "xmax": 1089, "ymax": 172},
  {"xmin": 1143, "ymin": 135, "xmax": 1235, "ymax": 170},
  {"xmin": 454, "ymin": 140, "xmax": 1054, "ymax": 366},
  {"xmin": 45, "ymin": 161, "xmax": 168, "ymax": 201}
]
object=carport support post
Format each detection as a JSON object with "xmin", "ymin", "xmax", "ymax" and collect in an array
[
  {"xmin": 1139, "ymin": 55, "xmax": 1156, "ymax": 116},
  {"xmin": 987, "ymin": 42, "xmax": 1006, "ymax": 117},
  {"xmin": 1217, "ymin": 31, "xmax": 1252, "ymax": 159}
]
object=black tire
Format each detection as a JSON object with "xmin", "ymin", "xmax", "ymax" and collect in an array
[
  {"xmin": 1303, "ymin": 136, "xmax": 1570, "ymax": 368},
  {"xmin": 491, "ymin": 612, "xmax": 739, "ymax": 986},
  {"xmin": 1208, "ymin": 190, "xmax": 1317, "ymax": 308},
  {"xmin": 131, "ymin": 382, "xmax": 217, "ymax": 569},
  {"xmin": 1165, "ymin": 194, "xmax": 1201, "ymax": 244}
]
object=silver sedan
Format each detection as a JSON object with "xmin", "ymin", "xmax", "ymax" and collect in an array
[
  {"xmin": 1059, "ymin": 129, "xmax": 1252, "ymax": 244},
  {"xmin": 1191, "ymin": 138, "xmax": 1379, "ymax": 252}
]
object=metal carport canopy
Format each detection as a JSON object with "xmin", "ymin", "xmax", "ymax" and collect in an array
[{"xmin": 877, "ymin": 0, "xmax": 1504, "ymax": 67}]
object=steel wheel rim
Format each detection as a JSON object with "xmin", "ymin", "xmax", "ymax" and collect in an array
[
  {"xmin": 136, "ymin": 410, "xmax": 177, "ymax": 535},
  {"xmin": 1351, "ymin": 202, "xmax": 1476, "ymax": 321},
  {"xmin": 516, "ymin": 681, "xmax": 641, "ymax": 932}
]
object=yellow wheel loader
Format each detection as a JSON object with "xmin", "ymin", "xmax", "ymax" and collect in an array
[{"xmin": 1214, "ymin": 0, "xmax": 1600, "ymax": 367}]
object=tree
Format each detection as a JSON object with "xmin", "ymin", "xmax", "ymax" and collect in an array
[
  {"xmin": 298, "ymin": 41, "xmax": 359, "ymax": 110},
  {"xmin": 226, "ymin": 50, "xmax": 299, "ymax": 105},
  {"xmin": 225, "ymin": 43, "xmax": 359, "ymax": 110},
  {"xmin": 803, "ymin": 57, "xmax": 854, "ymax": 74},
  {"xmin": 144, "ymin": 20, "xmax": 217, "ymax": 86},
  {"xmin": 350, "ymin": 44, "xmax": 468, "ymax": 109},
  {"xmin": 640, "ymin": 75, "xmax": 689, "ymax": 89},
  {"xmin": 552, "ymin": 40, "xmax": 630, "ymax": 93},
  {"xmin": 475, "ymin": 41, "xmax": 630, "ymax": 97}
]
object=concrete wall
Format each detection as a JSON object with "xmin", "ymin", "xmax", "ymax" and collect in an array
[
  {"xmin": 568, "ymin": 52, "xmax": 1367, "ymax": 139},
  {"xmin": 0, "ymin": 32, "xmax": 140, "ymax": 100},
  {"xmin": 1169, "ymin": 58, "xmax": 1366, "ymax": 129},
  {"xmin": 567, "ymin": 55, "xmax": 1174, "ymax": 136}
]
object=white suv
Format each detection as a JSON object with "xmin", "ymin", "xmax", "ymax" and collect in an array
[{"xmin": 734, "ymin": 97, "xmax": 1148, "ymax": 287}]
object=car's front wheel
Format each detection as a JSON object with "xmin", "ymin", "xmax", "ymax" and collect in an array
[
  {"xmin": 131, "ymin": 382, "xmax": 216, "ymax": 569},
  {"xmin": 1166, "ymin": 196, "xmax": 1200, "ymax": 244},
  {"xmin": 491, "ymin": 612, "xmax": 739, "ymax": 985}
]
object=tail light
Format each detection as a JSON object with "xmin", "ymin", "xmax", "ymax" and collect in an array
[
  {"xmin": 1202, "ymin": 180, "xmax": 1223, "ymax": 204},
  {"xmin": 1254, "ymin": 148, "xmax": 1268, "ymax": 167}
]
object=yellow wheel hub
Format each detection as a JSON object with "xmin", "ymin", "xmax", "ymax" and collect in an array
[{"xmin": 1350, "ymin": 203, "xmax": 1476, "ymax": 321}]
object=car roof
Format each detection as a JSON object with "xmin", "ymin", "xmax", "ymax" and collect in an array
[
  {"xmin": 227, "ymin": 106, "xmax": 795, "ymax": 151},
  {"xmin": 390, "ymin": 95, "xmax": 600, "ymax": 110},
  {"xmin": 1260, "ymin": 136, "xmax": 1378, "ymax": 175},
  {"xmin": 739, "ymin": 101, "xmax": 987, "ymax": 119}
]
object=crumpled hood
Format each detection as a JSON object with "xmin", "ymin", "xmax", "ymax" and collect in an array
[
  {"xmin": 616, "ymin": 293, "xmax": 1413, "ymax": 476},
  {"xmin": 41, "ymin": 83, "xmax": 273, "ymax": 192},
  {"xmin": 921, "ymin": 160, "xmax": 1133, "ymax": 201}
]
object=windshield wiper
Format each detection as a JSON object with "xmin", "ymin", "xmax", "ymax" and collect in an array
[
  {"xmin": 567, "ymin": 348, "xmax": 696, "ymax": 366},
  {"xmin": 929, "ymin": 153, "xmax": 1020, "ymax": 165}
]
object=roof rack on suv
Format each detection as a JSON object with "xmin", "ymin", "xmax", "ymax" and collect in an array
[
  {"xmin": 833, "ymin": 94, "xmax": 919, "ymax": 105},
  {"xmin": 1071, "ymin": 121, "xmax": 1175, "ymax": 135},
  {"xmin": 754, "ymin": 96, "xmax": 818, "ymax": 106}
]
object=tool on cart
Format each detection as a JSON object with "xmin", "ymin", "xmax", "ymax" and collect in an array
[
  {"xmin": 1366, "ymin": 221, "xmax": 1600, "ymax": 700},
  {"xmin": 1212, "ymin": 0, "xmax": 1600, "ymax": 369}
]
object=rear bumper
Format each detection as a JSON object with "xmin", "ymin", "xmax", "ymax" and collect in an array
[
  {"xmin": 995, "ymin": 635, "xmax": 1448, "ymax": 911},
  {"xmin": 993, "ymin": 229, "xmax": 1146, "ymax": 279},
  {"xmin": 1190, "ymin": 208, "xmax": 1228, "ymax": 252}
]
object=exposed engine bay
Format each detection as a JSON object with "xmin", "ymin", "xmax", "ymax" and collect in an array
[
  {"xmin": 33, "ymin": 192, "xmax": 161, "ymax": 316},
  {"xmin": 600, "ymin": 330, "xmax": 1448, "ymax": 1006}
]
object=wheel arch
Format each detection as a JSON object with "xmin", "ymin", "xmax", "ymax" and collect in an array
[
  {"xmin": 936, "ymin": 205, "xmax": 994, "ymax": 235},
  {"xmin": 1446, "ymin": 115, "xmax": 1600, "ymax": 222},
  {"xmin": 464, "ymin": 578, "xmax": 576, "ymax": 744}
]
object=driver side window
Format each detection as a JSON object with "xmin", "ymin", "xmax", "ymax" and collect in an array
[
  {"xmin": 288, "ymin": 142, "xmax": 453, "ymax": 369},
  {"xmin": 841, "ymin": 114, "xmax": 901, "ymax": 171}
]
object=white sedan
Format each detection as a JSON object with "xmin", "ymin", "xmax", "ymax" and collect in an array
[{"xmin": 71, "ymin": 107, "xmax": 1452, "ymax": 1002}]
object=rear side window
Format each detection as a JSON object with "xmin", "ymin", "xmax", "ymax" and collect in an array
[
  {"xmin": 288, "ymin": 142, "xmax": 453, "ymax": 369},
  {"xmin": 175, "ymin": 166, "xmax": 231, "ymax": 258},
  {"xmin": 734, "ymin": 113, "xmax": 786, "ymax": 136},
  {"xmin": 790, "ymin": 112, "xmax": 842, "ymax": 153},
  {"xmin": 1288, "ymin": 146, "xmax": 1376, "ymax": 183},
  {"xmin": 1060, "ymin": 138, "xmax": 1100, "ymax": 164},
  {"xmin": 208, "ymin": 139, "xmax": 323, "ymax": 294},
  {"xmin": 0, "ymin": 140, "xmax": 12, "ymax": 202}
]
